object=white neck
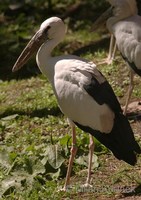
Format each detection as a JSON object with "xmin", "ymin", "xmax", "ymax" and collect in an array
[
  {"xmin": 106, "ymin": 16, "xmax": 120, "ymax": 33},
  {"xmin": 36, "ymin": 37, "xmax": 61, "ymax": 83}
]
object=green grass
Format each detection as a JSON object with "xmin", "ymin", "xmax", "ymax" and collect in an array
[
  {"xmin": 0, "ymin": 61, "xmax": 141, "ymax": 200},
  {"xmin": 0, "ymin": 75, "xmax": 104, "ymax": 199},
  {"xmin": 0, "ymin": 3, "xmax": 141, "ymax": 198}
]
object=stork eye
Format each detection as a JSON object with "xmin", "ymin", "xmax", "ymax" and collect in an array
[
  {"xmin": 47, "ymin": 25, "xmax": 51, "ymax": 30},
  {"xmin": 44, "ymin": 26, "xmax": 51, "ymax": 34}
]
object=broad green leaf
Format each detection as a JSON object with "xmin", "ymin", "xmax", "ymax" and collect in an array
[
  {"xmin": 47, "ymin": 168, "xmax": 61, "ymax": 181},
  {"xmin": 0, "ymin": 150, "xmax": 11, "ymax": 169},
  {"xmin": 75, "ymin": 155, "xmax": 88, "ymax": 167},
  {"xmin": 59, "ymin": 134, "xmax": 71, "ymax": 146},
  {"xmin": 0, "ymin": 175, "xmax": 23, "ymax": 196},
  {"xmin": 45, "ymin": 145, "xmax": 65, "ymax": 169},
  {"xmin": 32, "ymin": 160, "xmax": 46, "ymax": 176},
  {"xmin": 1, "ymin": 114, "xmax": 19, "ymax": 121},
  {"xmin": 0, "ymin": 186, "xmax": 15, "ymax": 197},
  {"xmin": 24, "ymin": 157, "xmax": 45, "ymax": 175},
  {"xmin": 9, "ymin": 152, "xmax": 18, "ymax": 161},
  {"xmin": 75, "ymin": 154, "xmax": 99, "ymax": 169},
  {"xmin": 41, "ymin": 156, "xmax": 48, "ymax": 166},
  {"xmin": 91, "ymin": 154, "xmax": 99, "ymax": 169}
]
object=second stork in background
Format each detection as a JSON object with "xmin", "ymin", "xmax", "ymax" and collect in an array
[{"xmin": 92, "ymin": 0, "xmax": 141, "ymax": 115}]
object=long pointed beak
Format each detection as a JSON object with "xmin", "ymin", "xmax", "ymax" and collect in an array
[
  {"xmin": 91, "ymin": 6, "xmax": 113, "ymax": 31},
  {"xmin": 12, "ymin": 29, "xmax": 46, "ymax": 72}
]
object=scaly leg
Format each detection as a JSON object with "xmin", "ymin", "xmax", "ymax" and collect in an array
[
  {"xmin": 111, "ymin": 39, "xmax": 117, "ymax": 61},
  {"xmin": 107, "ymin": 34, "xmax": 116, "ymax": 64},
  {"xmin": 97, "ymin": 34, "xmax": 116, "ymax": 65},
  {"xmin": 123, "ymin": 70, "xmax": 134, "ymax": 115},
  {"xmin": 83, "ymin": 135, "xmax": 94, "ymax": 187},
  {"xmin": 63, "ymin": 125, "xmax": 77, "ymax": 190},
  {"xmin": 107, "ymin": 35, "xmax": 114, "ymax": 60}
]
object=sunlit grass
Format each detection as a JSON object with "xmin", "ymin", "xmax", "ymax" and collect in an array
[
  {"xmin": 66, "ymin": 29, "xmax": 100, "ymax": 44},
  {"xmin": 0, "ymin": 3, "xmax": 141, "ymax": 199},
  {"xmin": 0, "ymin": 65, "xmax": 141, "ymax": 199}
]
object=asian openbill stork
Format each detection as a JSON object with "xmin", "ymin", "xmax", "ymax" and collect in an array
[
  {"xmin": 107, "ymin": 0, "xmax": 141, "ymax": 64},
  {"xmin": 92, "ymin": 0, "xmax": 141, "ymax": 115},
  {"xmin": 106, "ymin": 0, "xmax": 141, "ymax": 115},
  {"xmin": 12, "ymin": 17, "xmax": 141, "ymax": 190},
  {"xmin": 92, "ymin": 0, "xmax": 141, "ymax": 65}
]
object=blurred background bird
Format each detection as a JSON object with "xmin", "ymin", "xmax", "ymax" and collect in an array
[{"xmin": 92, "ymin": 0, "xmax": 141, "ymax": 115}]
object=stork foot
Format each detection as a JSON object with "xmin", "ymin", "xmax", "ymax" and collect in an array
[
  {"xmin": 96, "ymin": 58, "xmax": 114, "ymax": 66},
  {"xmin": 106, "ymin": 58, "xmax": 114, "ymax": 65},
  {"xmin": 58, "ymin": 187, "xmax": 66, "ymax": 192},
  {"xmin": 122, "ymin": 101, "xmax": 141, "ymax": 120},
  {"xmin": 58, "ymin": 185, "xmax": 72, "ymax": 192},
  {"xmin": 81, "ymin": 183, "xmax": 93, "ymax": 188}
]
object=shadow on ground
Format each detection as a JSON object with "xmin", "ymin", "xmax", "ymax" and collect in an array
[
  {"xmin": 122, "ymin": 184, "xmax": 141, "ymax": 199},
  {"xmin": 0, "ymin": 106, "xmax": 61, "ymax": 119},
  {"xmin": 0, "ymin": 36, "xmax": 110, "ymax": 80}
]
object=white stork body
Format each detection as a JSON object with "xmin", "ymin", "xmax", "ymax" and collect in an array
[
  {"xmin": 38, "ymin": 53, "xmax": 114, "ymax": 133},
  {"xmin": 109, "ymin": 0, "xmax": 141, "ymax": 64},
  {"xmin": 93, "ymin": 0, "xmax": 141, "ymax": 65},
  {"xmin": 12, "ymin": 17, "xmax": 141, "ymax": 190},
  {"xmin": 106, "ymin": 0, "xmax": 138, "ymax": 64},
  {"xmin": 106, "ymin": 0, "xmax": 141, "ymax": 114},
  {"xmin": 111, "ymin": 15, "xmax": 141, "ymax": 70}
]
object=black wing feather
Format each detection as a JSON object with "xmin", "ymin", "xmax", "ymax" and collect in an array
[
  {"xmin": 136, "ymin": 0, "xmax": 141, "ymax": 15},
  {"xmin": 83, "ymin": 73, "xmax": 122, "ymax": 113},
  {"xmin": 122, "ymin": 54, "xmax": 141, "ymax": 76},
  {"xmin": 75, "ymin": 71, "xmax": 141, "ymax": 166}
]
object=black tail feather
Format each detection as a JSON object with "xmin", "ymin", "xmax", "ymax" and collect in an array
[{"xmin": 75, "ymin": 114, "xmax": 141, "ymax": 166}]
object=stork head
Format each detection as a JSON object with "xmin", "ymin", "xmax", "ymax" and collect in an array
[
  {"xmin": 40, "ymin": 17, "xmax": 66, "ymax": 40},
  {"xmin": 12, "ymin": 17, "xmax": 66, "ymax": 72},
  {"xmin": 107, "ymin": 0, "xmax": 138, "ymax": 18},
  {"xmin": 91, "ymin": 0, "xmax": 137, "ymax": 31}
]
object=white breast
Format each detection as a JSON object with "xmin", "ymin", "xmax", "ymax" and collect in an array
[{"xmin": 53, "ymin": 58, "xmax": 115, "ymax": 133}]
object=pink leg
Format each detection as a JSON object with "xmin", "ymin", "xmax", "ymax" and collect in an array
[
  {"xmin": 97, "ymin": 35, "xmax": 116, "ymax": 65},
  {"xmin": 123, "ymin": 70, "xmax": 134, "ymax": 115},
  {"xmin": 107, "ymin": 34, "xmax": 116, "ymax": 64},
  {"xmin": 63, "ymin": 126, "xmax": 77, "ymax": 190},
  {"xmin": 84, "ymin": 135, "xmax": 95, "ymax": 187},
  {"xmin": 111, "ymin": 39, "xmax": 117, "ymax": 60}
]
